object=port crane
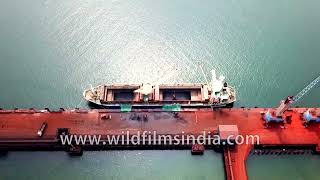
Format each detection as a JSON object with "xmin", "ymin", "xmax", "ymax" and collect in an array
[
  {"xmin": 275, "ymin": 74, "xmax": 320, "ymax": 117},
  {"xmin": 264, "ymin": 74, "xmax": 320, "ymax": 124}
]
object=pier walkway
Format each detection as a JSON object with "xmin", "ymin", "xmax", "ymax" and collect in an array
[{"xmin": 0, "ymin": 108, "xmax": 320, "ymax": 180}]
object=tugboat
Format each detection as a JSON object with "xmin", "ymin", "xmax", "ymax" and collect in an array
[{"xmin": 83, "ymin": 70, "xmax": 236, "ymax": 108}]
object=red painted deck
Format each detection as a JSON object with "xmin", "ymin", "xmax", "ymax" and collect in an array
[{"xmin": 0, "ymin": 108, "xmax": 320, "ymax": 180}]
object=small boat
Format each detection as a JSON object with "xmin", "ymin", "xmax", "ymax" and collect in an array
[{"xmin": 83, "ymin": 70, "xmax": 236, "ymax": 109}]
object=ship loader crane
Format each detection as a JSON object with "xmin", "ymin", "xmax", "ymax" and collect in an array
[
  {"xmin": 302, "ymin": 110, "xmax": 320, "ymax": 127},
  {"xmin": 263, "ymin": 74, "xmax": 320, "ymax": 126}
]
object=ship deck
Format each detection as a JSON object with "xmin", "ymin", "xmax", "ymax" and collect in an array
[{"xmin": 0, "ymin": 108, "xmax": 320, "ymax": 180}]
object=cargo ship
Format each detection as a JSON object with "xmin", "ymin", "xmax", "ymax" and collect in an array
[{"xmin": 83, "ymin": 70, "xmax": 236, "ymax": 108}]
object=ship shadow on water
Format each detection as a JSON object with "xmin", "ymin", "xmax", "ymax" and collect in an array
[
  {"xmin": 0, "ymin": 151, "xmax": 8, "ymax": 160},
  {"xmin": 87, "ymin": 102, "xmax": 111, "ymax": 109}
]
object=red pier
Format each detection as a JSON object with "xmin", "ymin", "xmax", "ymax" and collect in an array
[{"xmin": 0, "ymin": 108, "xmax": 320, "ymax": 180}]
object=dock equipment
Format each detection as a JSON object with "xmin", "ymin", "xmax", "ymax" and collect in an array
[
  {"xmin": 191, "ymin": 144, "xmax": 205, "ymax": 155},
  {"xmin": 263, "ymin": 74, "xmax": 320, "ymax": 124},
  {"xmin": 218, "ymin": 125, "xmax": 239, "ymax": 145},
  {"xmin": 37, "ymin": 122, "xmax": 47, "ymax": 137},
  {"xmin": 101, "ymin": 114, "xmax": 112, "ymax": 120},
  {"xmin": 303, "ymin": 110, "xmax": 320, "ymax": 125},
  {"xmin": 275, "ymin": 74, "xmax": 320, "ymax": 117},
  {"xmin": 264, "ymin": 111, "xmax": 284, "ymax": 124}
]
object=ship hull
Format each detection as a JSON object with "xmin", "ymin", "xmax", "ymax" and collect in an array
[{"xmin": 87, "ymin": 101, "xmax": 234, "ymax": 109}]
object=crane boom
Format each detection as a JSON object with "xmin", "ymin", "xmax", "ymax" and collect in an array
[
  {"xmin": 275, "ymin": 74, "xmax": 320, "ymax": 117},
  {"xmin": 293, "ymin": 75, "xmax": 320, "ymax": 103}
]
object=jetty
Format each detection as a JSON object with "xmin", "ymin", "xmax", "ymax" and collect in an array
[{"xmin": 1, "ymin": 107, "xmax": 320, "ymax": 180}]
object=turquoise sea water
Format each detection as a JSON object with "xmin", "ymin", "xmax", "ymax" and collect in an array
[
  {"xmin": 0, "ymin": 151, "xmax": 225, "ymax": 180},
  {"xmin": 0, "ymin": 0, "xmax": 320, "ymax": 179},
  {"xmin": 247, "ymin": 154, "xmax": 320, "ymax": 180}
]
